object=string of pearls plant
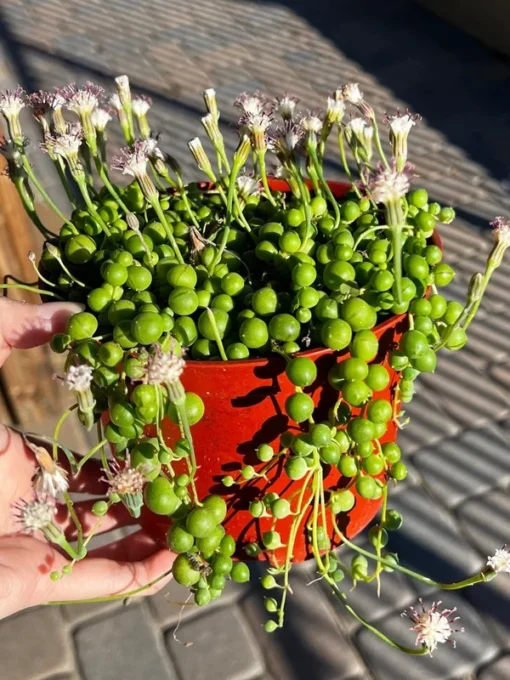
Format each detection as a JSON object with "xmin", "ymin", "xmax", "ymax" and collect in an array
[{"xmin": 1, "ymin": 75, "xmax": 509, "ymax": 656}]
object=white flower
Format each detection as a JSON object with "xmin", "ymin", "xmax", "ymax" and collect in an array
[
  {"xmin": 403, "ymin": 600, "xmax": 464, "ymax": 656},
  {"xmin": 111, "ymin": 139, "xmax": 152, "ymax": 178},
  {"xmin": 300, "ymin": 114, "xmax": 323, "ymax": 134},
  {"xmin": 25, "ymin": 440, "xmax": 69, "ymax": 500},
  {"xmin": 109, "ymin": 93, "xmax": 122, "ymax": 111},
  {"xmin": 237, "ymin": 175, "xmax": 261, "ymax": 199},
  {"xmin": 104, "ymin": 457, "xmax": 146, "ymax": 497},
  {"xmin": 490, "ymin": 217, "xmax": 510, "ymax": 246},
  {"xmin": 203, "ymin": 88, "xmax": 218, "ymax": 118},
  {"xmin": 234, "ymin": 91, "xmax": 268, "ymax": 117},
  {"xmin": 245, "ymin": 112, "xmax": 272, "ymax": 133},
  {"xmin": 345, "ymin": 116, "xmax": 369, "ymax": 139},
  {"xmin": 388, "ymin": 112, "xmax": 418, "ymax": 136},
  {"xmin": 271, "ymin": 120, "xmax": 305, "ymax": 154},
  {"xmin": 62, "ymin": 82, "xmax": 104, "ymax": 116},
  {"xmin": 13, "ymin": 498, "xmax": 55, "ymax": 534},
  {"xmin": 64, "ymin": 364, "xmax": 93, "ymax": 392},
  {"xmin": 367, "ymin": 162, "xmax": 414, "ymax": 204},
  {"xmin": 341, "ymin": 83, "xmax": 364, "ymax": 104},
  {"xmin": 132, "ymin": 95, "xmax": 151, "ymax": 117},
  {"xmin": 90, "ymin": 107, "xmax": 112, "ymax": 131},
  {"xmin": 275, "ymin": 94, "xmax": 298, "ymax": 121},
  {"xmin": 0, "ymin": 86, "xmax": 26, "ymax": 117},
  {"xmin": 43, "ymin": 122, "xmax": 83, "ymax": 158},
  {"xmin": 487, "ymin": 547, "xmax": 510, "ymax": 574},
  {"xmin": 326, "ymin": 96, "xmax": 345, "ymax": 123},
  {"xmin": 145, "ymin": 346, "xmax": 185, "ymax": 385},
  {"xmin": 188, "ymin": 137, "xmax": 211, "ymax": 170}
]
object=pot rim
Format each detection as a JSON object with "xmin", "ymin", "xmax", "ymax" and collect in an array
[{"xmin": 185, "ymin": 179, "xmax": 443, "ymax": 369}]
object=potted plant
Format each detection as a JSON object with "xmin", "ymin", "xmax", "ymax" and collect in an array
[{"xmin": 1, "ymin": 76, "xmax": 509, "ymax": 656}]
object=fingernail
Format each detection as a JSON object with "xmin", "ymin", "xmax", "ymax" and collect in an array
[{"xmin": 35, "ymin": 302, "xmax": 85, "ymax": 318}]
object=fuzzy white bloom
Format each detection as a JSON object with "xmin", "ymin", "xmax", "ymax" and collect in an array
[
  {"xmin": 326, "ymin": 96, "xmax": 345, "ymax": 123},
  {"xmin": 346, "ymin": 116, "xmax": 369, "ymax": 138},
  {"xmin": 91, "ymin": 107, "xmax": 112, "ymax": 131},
  {"xmin": 26, "ymin": 441, "xmax": 69, "ymax": 500},
  {"xmin": 109, "ymin": 93, "xmax": 122, "ymax": 111},
  {"xmin": 388, "ymin": 113, "xmax": 417, "ymax": 136},
  {"xmin": 341, "ymin": 83, "xmax": 363, "ymax": 104},
  {"xmin": 367, "ymin": 162, "xmax": 413, "ymax": 204},
  {"xmin": 300, "ymin": 114, "xmax": 323, "ymax": 134},
  {"xmin": 64, "ymin": 364, "xmax": 93, "ymax": 392},
  {"xmin": 111, "ymin": 139, "xmax": 153, "ymax": 177},
  {"xmin": 487, "ymin": 547, "xmax": 510, "ymax": 574},
  {"xmin": 275, "ymin": 95, "xmax": 298, "ymax": 121},
  {"xmin": 62, "ymin": 82, "xmax": 103, "ymax": 116},
  {"xmin": 104, "ymin": 457, "xmax": 146, "ymax": 497},
  {"xmin": 234, "ymin": 91, "xmax": 268, "ymax": 117},
  {"xmin": 490, "ymin": 217, "xmax": 510, "ymax": 246},
  {"xmin": 43, "ymin": 122, "xmax": 83, "ymax": 158},
  {"xmin": 271, "ymin": 120, "xmax": 305, "ymax": 154},
  {"xmin": 403, "ymin": 600, "xmax": 464, "ymax": 656},
  {"xmin": 237, "ymin": 175, "xmax": 261, "ymax": 199},
  {"xmin": 14, "ymin": 498, "xmax": 56, "ymax": 534},
  {"xmin": 115, "ymin": 75, "xmax": 130, "ymax": 98},
  {"xmin": 52, "ymin": 93, "xmax": 66, "ymax": 110},
  {"xmin": 245, "ymin": 112, "xmax": 272, "ymax": 133},
  {"xmin": 132, "ymin": 96, "xmax": 151, "ymax": 117},
  {"xmin": 145, "ymin": 346, "xmax": 185, "ymax": 385},
  {"xmin": 0, "ymin": 86, "xmax": 26, "ymax": 117}
]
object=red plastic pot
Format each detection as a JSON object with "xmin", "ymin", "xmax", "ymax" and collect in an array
[{"xmin": 141, "ymin": 181, "xmax": 442, "ymax": 563}]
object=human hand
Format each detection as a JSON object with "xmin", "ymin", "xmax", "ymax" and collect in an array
[{"xmin": 0, "ymin": 298, "xmax": 174, "ymax": 620}]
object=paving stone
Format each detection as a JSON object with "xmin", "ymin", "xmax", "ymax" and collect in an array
[
  {"xmin": 383, "ymin": 486, "xmax": 484, "ymax": 596},
  {"xmin": 74, "ymin": 605, "xmax": 175, "ymax": 680},
  {"xmin": 166, "ymin": 604, "xmax": 264, "ymax": 680},
  {"xmin": 419, "ymin": 352, "xmax": 509, "ymax": 430},
  {"xmin": 478, "ymin": 655, "xmax": 510, "ymax": 680},
  {"xmin": 0, "ymin": 607, "xmax": 74, "ymax": 680},
  {"xmin": 241, "ymin": 570, "xmax": 366, "ymax": 680},
  {"xmin": 457, "ymin": 490, "xmax": 510, "ymax": 649},
  {"xmin": 413, "ymin": 426, "xmax": 510, "ymax": 509},
  {"xmin": 489, "ymin": 362, "xmax": 510, "ymax": 392},
  {"xmin": 355, "ymin": 591, "xmax": 498, "ymax": 680}
]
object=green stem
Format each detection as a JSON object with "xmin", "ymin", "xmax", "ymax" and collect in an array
[
  {"xmin": 257, "ymin": 150, "xmax": 276, "ymax": 206},
  {"xmin": 52, "ymin": 407, "xmax": 77, "ymax": 461},
  {"xmin": 371, "ymin": 118, "xmax": 390, "ymax": 169},
  {"xmin": 462, "ymin": 265, "xmax": 494, "ymax": 332},
  {"xmin": 77, "ymin": 438, "xmax": 108, "ymax": 471},
  {"xmin": 353, "ymin": 225, "xmax": 388, "ymax": 250},
  {"xmin": 148, "ymin": 197, "xmax": 185, "ymax": 265},
  {"xmin": 173, "ymin": 396, "xmax": 199, "ymax": 505},
  {"xmin": 21, "ymin": 155, "xmax": 73, "ymax": 227},
  {"xmin": 309, "ymin": 146, "xmax": 341, "ymax": 229},
  {"xmin": 389, "ymin": 224, "xmax": 403, "ymax": 305},
  {"xmin": 75, "ymin": 176, "xmax": 111, "ymax": 238},
  {"xmin": 0, "ymin": 284, "xmax": 63, "ymax": 299},
  {"xmin": 205, "ymin": 307, "xmax": 228, "ymax": 361},
  {"xmin": 291, "ymin": 169, "xmax": 313, "ymax": 251},
  {"xmin": 53, "ymin": 158, "xmax": 77, "ymax": 207},
  {"xmin": 13, "ymin": 177, "xmax": 59, "ymax": 238},
  {"xmin": 337, "ymin": 130, "xmax": 361, "ymax": 198},
  {"xmin": 61, "ymin": 491, "xmax": 84, "ymax": 553},
  {"xmin": 93, "ymin": 156, "xmax": 130, "ymax": 214}
]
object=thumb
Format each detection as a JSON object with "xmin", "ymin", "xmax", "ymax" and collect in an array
[{"xmin": 0, "ymin": 299, "xmax": 83, "ymax": 365}]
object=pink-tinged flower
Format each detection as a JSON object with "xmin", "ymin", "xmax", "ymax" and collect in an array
[
  {"xmin": 13, "ymin": 498, "xmax": 56, "ymax": 534},
  {"xmin": 64, "ymin": 364, "xmax": 93, "ymax": 392},
  {"xmin": 145, "ymin": 345, "xmax": 185, "ymax": 385},
  {"xmin": 91, "ymin": 107, "xmax": 112, "ymax": 131},
  {"xmin": 341, "ymin": 83, "xmax": 374, "ymax": 118},
  {"xmin": 25, "ymin": 439, "xmax": 69, "ymax": 500},
  {"xmin": 61, "ymin": 81, "xmax": 104, "ymax": 116},
  {"xmin": 42, "ymin": 122, "xmax": 83, "ymax": 159},
  {"xmin": 403, "ymin": 599, "xmax": 464, "ymax": 656},
  {"xmin": 366, "ymin": 161, "xmax": 415, "ymax": 205},
  {"xmin": 132, "ymin": 95, "xmax": 152, "ymax": 118},
  {"xmin": 237, "ymin": 175, "xmax": 261, "ymax": 200},
  {"xmin": 0, "ymin": 86, "xmax": 26, "ymax": 117},
  {"xmin": 385, "ymin": 109, "xmax": 421, "ymax": 135},
  {"xmin": 274, "ymin": 94, "xmax": 299, "ymax": 121},
  {"xmin": 111, "ymin": 139, "xmax": 153, "ymax": 178},
  {"xmin": 271, "ymin": 120, "xmax": 305, "ymax": 155},
  {"xmin": 27, "ymin": 90, "xmax": 55, "ymax": 119},
  {"xmin": 490, "ymin": 216, "xmax": 510, "ymax": 246},
  {"xmin": 234, "ymin": 91, "xmax": 270, "ymax": 117},
  {"xmin": 103, "ymin": 456, "xmax": 146, "ymax": 518},
  {"xmin": 487, "ymin": 546, "xmax": 510, "ymax": 574}
]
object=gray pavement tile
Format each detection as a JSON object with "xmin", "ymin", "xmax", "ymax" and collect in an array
[
  {"xmin": 457, "ymin": 490, "xmax": 510, "ymax": 649},
  {"xmin": 413, "ymin": 426, "xmax": 510, "ymax": 509},
  {"xmin": 478, "ymin": 655, "xmax": 510, "ymax": 680},
  {"xmin": 0, "ymin": 607, "xmax": 74, "ymax": 680},
  {"xmin": 490, "ymin": 362, "xmax": 510, "ymax": 392},
  {"xmin": 240, "ymin": 570, "xmax": 366, "ymax": 680},
  {"xmin": 355, "ymin": 592, "xmax": 498, "ymax": 680},
  {"xmin": 74, "ymin": 605, "xmax": 176, "ymax": 680},
  {"xmin": 419, "ymin": 352, "xmax": 509, "ymax": 430},
  {"xmin": 382, "ymin": 486, "xmax": 485, "ymax": 596},
  {"xmin": 462, "ymin": 313, "xmax": 510, "ymax": 365},
  {"xmin": 165, "ymin": 604, "xmax": 265, "ymax": 680}
]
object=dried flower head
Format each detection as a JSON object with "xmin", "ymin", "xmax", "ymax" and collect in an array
[
  {"xmin": 300, "ymin": 113, "xmax": 323, "ymax": 134},
  {"xmin": 403, "ymin": 600, "xmax": 464, "ymax": 656},
  {"xmin": 61, "ymin": 81, "xmax": 104, "ymax": 116},
  {"xmin": 341, "ymin": 83, "xmax": 373, "ymax": 118},
  {"xmin": 145, "ymin": 345, "xmax": 185, "ymax": 385},
  {"xmin": 13, "ymin": 498, "xmax": 55, "ymax": 534},
  {"xmin": 366, "ymin": 161, "xmax": 414, "ymax": 205},
  {"xmin": 91, "ymin": 107, "xmax": 112, "ymax": 131},
  {"xmin": 64, "ymin": 364, "xmax": 93, "ymax": 392},
  {"xmin": 25, "ymin": 439, "xmax": 69, "ymax": 500},
  {"xmin": 0, "ymin": 86, "xmax": 26, "ymax": 117},
  {"xmin": 104, "ymin": 456, "xmax": 146, "ymax": 497},
  {"xmin": 490, "ymin": 216, "xmax": 510, "ymax": 246},
  {"xmin": 27, "ymin": 90, "xmax": 55, "ymax": 120},
  {"xmin": 237, "ymin": 175, "xmax": 261, "ymax": 200},
  {"xmin": 111, "ymin": 139, "xmax": 153, "ymax": 178},
  {"xmin": 487, "ymin": 546, "xmax": 510, "ymax": 574},
  {"xmin": 132, "ymin": 95, "xmax": 152, "ymax": 118},
  {"xmin": 274, "ymin": 94, "xmax": 299, "ymax": 121},
  {"xmin": 271, "ymin": 120, "xmax": 305, "ymax": 156},
  {"xmin": 234, "ymin": 91, "xmax": 269, "ymax": 117}
]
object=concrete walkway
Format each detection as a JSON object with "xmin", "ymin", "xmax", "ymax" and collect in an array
[{"xmin": 0, "ymin": 1, "xmax": 509, "ymax": 679}]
